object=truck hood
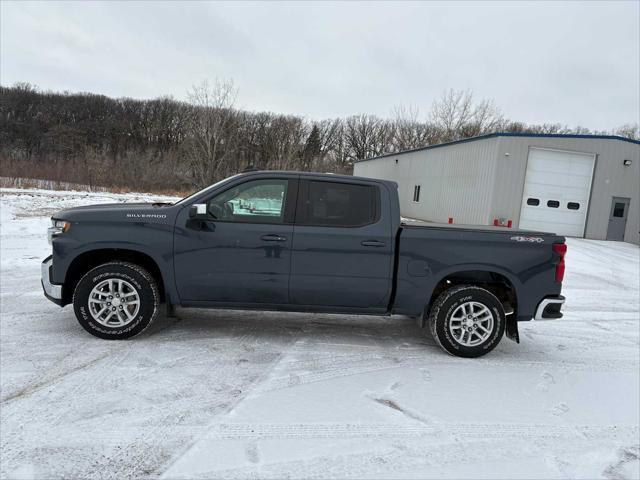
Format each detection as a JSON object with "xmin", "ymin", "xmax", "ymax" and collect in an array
[{"xmin": 53, "ymin": 202, "xmax": 178, "ymax": 223}]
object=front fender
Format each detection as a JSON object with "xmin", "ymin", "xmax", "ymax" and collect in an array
[{"xmin": 51, "ymin": 223, "xmax": 178, "ymax": 304}]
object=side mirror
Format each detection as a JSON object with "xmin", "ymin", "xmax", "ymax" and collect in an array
[{"xmin": 189, "ymin": 203, "xmax": 208, "ymax": 219}]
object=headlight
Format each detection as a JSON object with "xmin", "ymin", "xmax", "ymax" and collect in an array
[
  {"xmin": 52, "ymin": 219, "xmax": 71, "ymax": 231},
  {"xmin": 48, "ymin": 219, "xmax": 71, "ymax": 244}
]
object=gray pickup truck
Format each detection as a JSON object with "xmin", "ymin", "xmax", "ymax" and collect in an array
[{"xmin": 42, "ymin": 171, "xmax": 566, "ymax": 357}]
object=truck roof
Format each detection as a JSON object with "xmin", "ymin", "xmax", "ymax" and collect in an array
[{"xmin": 240, "ymin": 170, "xmax": 399, "ymax": 189}]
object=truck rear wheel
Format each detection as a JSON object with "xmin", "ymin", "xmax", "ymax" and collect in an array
[
  {"xmin": 72, "ymin": 262, "xmax": 159, "ymax": 339},
  {"xmin": 428, "ymin": 285, "xmax": 505, "ymax": 358}
]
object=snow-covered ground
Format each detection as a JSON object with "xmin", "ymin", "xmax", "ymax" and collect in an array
[{"xmin": 1, "ymin": 188, "xmax": 639, "ymax": 480}]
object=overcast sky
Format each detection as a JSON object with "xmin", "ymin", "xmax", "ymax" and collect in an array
[{"xmin": 1, "ymin": 1, "xmax": 638, "ymax": 130}]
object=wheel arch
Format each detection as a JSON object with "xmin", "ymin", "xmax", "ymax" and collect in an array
[
  {"xmin": 423, "ymin": 266, "xmax": 521, "ymax": 342},
  {"xmin": 63, "ymin": 248, "xmax": 166, "ymax": 305}
]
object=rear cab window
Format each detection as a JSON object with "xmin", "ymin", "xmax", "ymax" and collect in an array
[{"xmin": 296, "ymin": 180, "xmax": 379, "ymax": 227}]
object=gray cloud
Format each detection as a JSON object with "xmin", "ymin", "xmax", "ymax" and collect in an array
[{"xmin": 1, "ymin": 0, "xmax": 638, "ymax": 130}]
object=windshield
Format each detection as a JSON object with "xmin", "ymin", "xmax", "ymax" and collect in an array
[{"xmin": 174, "ymin": 174, "xmax": 242, "ymax": 205}]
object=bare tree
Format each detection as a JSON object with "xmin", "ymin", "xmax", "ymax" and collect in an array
[
  {"xmin": 614, "ymin": 123, "xmax": 639, "ymax": 140},
  {"xmin": 185, "ymin": 79, "xmax": 238, "ymax": 186},
  {"xmin": 391, "ymin": 104, "xmax": 441, "ymax": 151},
  {"xmin": 430, "ymin": 89, "xmax": 504, "ymax": 142},
  {"xmin": 313, "ymin": 118, "xmax": 345, "ymax": 171},
  {"xmin": 344, "ymin": 114, "xmax": 393, "ymax": 163},
  {"xmin": 4, "ymin": 83, "xmax": 634, "ymax": 194}
]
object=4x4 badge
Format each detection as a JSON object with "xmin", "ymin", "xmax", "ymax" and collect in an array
[{"xmin": 510, "ymin": 236, "xmax": 544, "ymax": 243}]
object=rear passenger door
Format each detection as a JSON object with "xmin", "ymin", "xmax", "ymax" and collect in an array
[{"xmin": 289, "ymin": 179, "xmax": 393, "ymax": 310}]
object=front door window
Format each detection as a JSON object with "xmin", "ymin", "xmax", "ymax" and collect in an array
[{"xmin": 207, "ymin": 179, "xmax": 288, "ymax": 224}]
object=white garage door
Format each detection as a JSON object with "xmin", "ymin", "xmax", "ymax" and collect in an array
[{"xmin": 519, "ymin": 148, "xmax": 595, "ymax": 237}]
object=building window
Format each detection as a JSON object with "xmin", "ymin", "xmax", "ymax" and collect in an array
[
  {"xmin": 613, "ymin": 202, "xmax": 626, "ymax": 218},
  {"xmin": 547, "ymin": 200, "xmax": 560, "ymax": 208},
  {"xmin": 527, "ymin": 198, "xmax": 540, "ymax": 206},
  {"xmin": 413, "ymin": 185, "xmax": 421, "ymax": 203},
  {"xmin": 567, "ymin": 202, "xmax": 580, "ymax": 210}
]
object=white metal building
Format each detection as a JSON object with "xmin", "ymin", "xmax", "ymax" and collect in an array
[{"xmin": 353, "ymin": 133, "xmax": 640, "ymax": 244}]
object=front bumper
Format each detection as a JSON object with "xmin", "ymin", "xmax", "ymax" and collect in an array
[
  {"xmin": 41, "ymin": 255, "xmax": 64, "ymax": 306},
  {"xmin": 534, "ymin": 295, "xmax": 565, "ymax": 320}
]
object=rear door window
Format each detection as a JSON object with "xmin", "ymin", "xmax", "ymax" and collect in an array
[{"xmin": 297, "ymin": 181, "xmax": 378, "ymax": 227}]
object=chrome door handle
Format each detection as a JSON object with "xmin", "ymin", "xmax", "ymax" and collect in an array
[
  {"xmin": 361, "ymin": 240, "xmax": 386, "ymax": 247},
  {"xmin": 261, "ymin": 234, "xmax": 287, "ymax": 242}
]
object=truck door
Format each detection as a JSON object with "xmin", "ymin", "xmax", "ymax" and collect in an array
[
  {"xmin": 289, "ymin": 179, "xmax": 393, "ymax": 310},
  {"xmin": 174, "ymin": 177, "xmax": 297, "ymax": 304}
]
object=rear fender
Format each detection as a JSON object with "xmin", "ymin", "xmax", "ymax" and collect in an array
[
  {"xmin": 426, "ymin": 263, "xmax": 523, "ymax": 303},
  {"xmin": 422, "ymin": 263, "xmax": 522, "ymax": 343}
]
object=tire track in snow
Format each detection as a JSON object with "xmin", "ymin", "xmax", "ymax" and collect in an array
[
  {"xmin": 173, "ymin": 422, "xmax": 638, "ymax": 441},
  {"xmin": 603, "ymin": 445, "xmax": 640, "ymax": 480},
  {"xmin": 1, "ymin": 312, "xmax": 285, "ymax": 479},
  {"xmin": 165, "ymin": 430, "xmax": 640, "ymax": 479},
  {"xmin": 0, "ymin": 313, "xmax": 181, "ymax": 405},
  {"xmin": 153, "ymin": 332, "xmax": 301, "ymax": 478},
  {"xmin": 1, "ymin": 345, "xmax": 122, "ymax": 405}
]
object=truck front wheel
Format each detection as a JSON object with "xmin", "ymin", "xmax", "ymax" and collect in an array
[
  {"xmin": 72, "ymin": 262, "xmax": 159, "ymax": 339},
  {"xmin": 428, "ymin": 285, "xmax": 505, "ymax": 358}
]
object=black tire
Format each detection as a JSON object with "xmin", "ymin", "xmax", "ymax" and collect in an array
[
  {"xmin": 428, "ymin": 285, "xmax": 505, "ymax": 358},
  {"xmin": 72, "ymin": 262, "xmax": 159, "ymax": 340}
]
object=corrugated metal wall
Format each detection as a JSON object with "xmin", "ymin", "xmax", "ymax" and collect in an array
[
  {"xmin": 354, "ymin": 135, "xmax": 639, "ymax": 244},
  {"xmin": 493, "ymin": 137, "xmax": 640, "ymax": 244},
  {"xmin": 353, "ymin": 137, "xmax": 499, "ymax": 225}
]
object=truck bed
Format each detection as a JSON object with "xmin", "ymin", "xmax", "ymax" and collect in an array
[
  {"xmin": 393, "ymin": 220, "xmax": 564, "ymax": 320},
  {"xmin": 401, "ymin": 218, "xmax": 553, "ymax": 236}
]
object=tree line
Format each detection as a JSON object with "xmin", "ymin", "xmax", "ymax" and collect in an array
[{"xmin": 1, "ymin": 81, "xmax": 637, "ymax": 194}]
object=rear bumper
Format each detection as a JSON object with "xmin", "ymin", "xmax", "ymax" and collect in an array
[
  {"xmin": 41, "ymin": 256, "xmax": 64, "ymax": 306},
  {"xmin": 534, "ymin": 295, "xmax": 565, "ymax": 320}
]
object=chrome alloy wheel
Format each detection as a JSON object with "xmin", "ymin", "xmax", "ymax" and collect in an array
[
  {"xmin": 88, "ymin": 278, "xmax": 140, "ymax": 327},
  {"xmin": 449, "ymin": 301, "xmax": 494, "ymax": 347}
]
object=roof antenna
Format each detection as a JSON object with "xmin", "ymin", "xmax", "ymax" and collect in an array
[{"xmin": 242, "ymin": 164, "xmax": 259, "ymax": 173}]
